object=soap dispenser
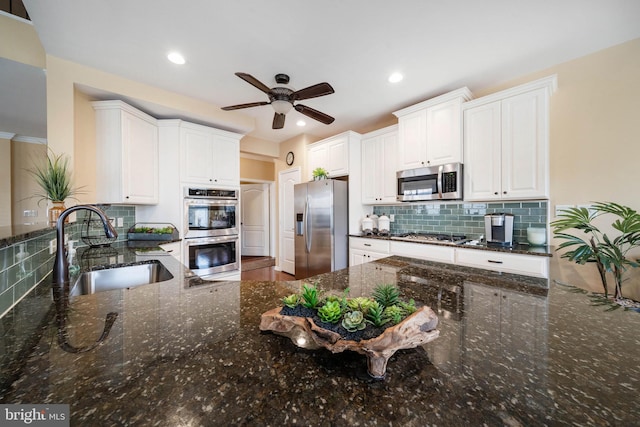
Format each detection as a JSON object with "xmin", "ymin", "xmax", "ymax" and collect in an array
[{"xmin": 67, "ymin": 240, "xmax": 80, "ymax": 275}]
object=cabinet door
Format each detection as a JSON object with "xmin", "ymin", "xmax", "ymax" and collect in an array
[
  {"xmin": 380, "ymin": 132, "xmax": 398, "ymax": 202},
  {"xmin": 307, "ymin": 144, "xmax": 328, "ymax": 181},
  {"xmin": 181, "ymin": 127, "xmax": 214, "ymax": 184},
  {"xmin": 501, "ymin": 89, "xmax": 548, "ymax": 199},
  {"xmin": 397, "ymin": 110, "xmax": 427, "ymax": 170},
  {"xmin": 463, "ymin": 101, "xmax": 502, "ymax": 201},
  {"xmin": 212, "ymin": 135, "xmax": 239, "ymax": 186},
  {"xmin": 426, "ymin": 99, "xmax": 463, "ymax": 165},
  {"xmin": 361, "ymin": 136, "xmax": 380, "ymax": 204},
  {"xmin": 327, "ymin": 137, "xmax": 349, "ymax": 177},
  {"xmin": 121, "ymin": 110, "xmax": 159, "ymax": 204}
]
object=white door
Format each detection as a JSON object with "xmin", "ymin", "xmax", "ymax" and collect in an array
[
  {"xmin": 279, "ymin": 167, "xmax": 301, "ymax": 275},
  {"xmin": 241, "ymin": 184, "xmax": 269, "ymax": 256}
]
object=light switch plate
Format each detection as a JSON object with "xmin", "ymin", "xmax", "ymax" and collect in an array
[{"xmin": 555, "ymin": 204, "xmax": 574, "ymax": 217}]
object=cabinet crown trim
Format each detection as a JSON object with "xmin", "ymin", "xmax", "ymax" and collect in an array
[
  {"xmin": 91, "ymin": 100, "xmax": 158, "ymax": 124},
  {"xmin": 362, "ymin": 124, "xmax": 398, "ymax": 139},
  {"xmin": 393, "ymin": 87, "xmax": 473, "ymax": 117},
  {"xmin": 307, "ymin": 130, "xmax": 362, "ymax": 147},
  {"xmin": 462, "ymin": 74, "xmax": 558, "ymax": 109}
]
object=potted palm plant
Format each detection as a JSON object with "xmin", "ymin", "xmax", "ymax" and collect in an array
[
  {"xmin": 29, "ymin": 150, "xmax": 83, "ymax": 224},
  {"xmin": 551, "ymin": 202, "xmax": 640, "ymax": 301}
]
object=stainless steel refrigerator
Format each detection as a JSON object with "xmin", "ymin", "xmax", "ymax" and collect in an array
[{"xmin": 294, "ymin": 179, "xmax": 348, "ymax": 279}]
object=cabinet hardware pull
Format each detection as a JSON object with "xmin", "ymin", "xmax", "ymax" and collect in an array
[
  {"xmin": 494, "ymin": 192, "xmax": 498, "ymax": 195},
  {"xmin": 364, "ymin": 243, "xmax": 371, "ymax": 247},
  {"xmin": 487, "ymin": 260, "xmax": 503, "ymax": 264}
]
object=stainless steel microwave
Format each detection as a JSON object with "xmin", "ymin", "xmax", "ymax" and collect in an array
[{"xmin": 397, "ymin": 162, "xmax": 463, "ymax": 202}]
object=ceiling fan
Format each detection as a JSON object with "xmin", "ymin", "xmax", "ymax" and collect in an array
[{"xmin": 221, "ymin": 72, "xmax": 335, "ymax": 129}]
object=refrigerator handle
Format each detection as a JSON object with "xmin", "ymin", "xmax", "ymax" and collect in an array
[{"xmin": 305, "ymin": 196, "xmax": 312, "ymax": 253}]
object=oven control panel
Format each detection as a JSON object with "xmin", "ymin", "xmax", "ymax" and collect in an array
[{"xmin": 185, "ymin": 188, "xmax": 237, "ymax": 199}]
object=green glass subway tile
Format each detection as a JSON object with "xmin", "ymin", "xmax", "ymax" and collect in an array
[
  {"xmin": 521, "ymin": 202, "xmax": 542, "ymax": 208},
  {"xmin": 0, "ymin": 288, "xmax": 13, "ymax": 316},
  {"xmin": 450, "ymin": 221, "xmax": 464, "ymax": 226},
  {"xmin": 14, "ymin": 277, "xmax": 35, "ymax": 302},
  {"xmin": 439, "ymin": 209, "xmax": 452, "ymax": 215},
  {"xmin": 502, "ymin": 203, "xmax": 522, "ymax": 208},
  {"xmin": 1, "ymin": 246, "xmax": 15, "ymax": 270},
  {"xmin": 0, "ymin": 270, "xmax": 8, "ymax": 293}
]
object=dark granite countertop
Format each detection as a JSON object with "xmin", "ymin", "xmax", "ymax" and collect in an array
[
  {"xmin": 1, "ymin": 246, "xmax": 638, "ymax": 426},
  {"xmin": 350, "ymin": 233, "xmax": 553, "ymax": 257}
]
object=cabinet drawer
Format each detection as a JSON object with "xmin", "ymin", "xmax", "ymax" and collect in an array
[
  {"xmin": 390, "ymin": 241, "xmax": 455, "ymax": 263},
  {"xmin": 349, "ymin": 237, "xmax": 390, "ymax": 253},
  {"xmin": 455, "ymin": 248, "xmax": 549, "ymax": 278}
]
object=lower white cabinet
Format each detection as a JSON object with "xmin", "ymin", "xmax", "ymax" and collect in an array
[
  {"xmin": 349, "ymin": 237, "xmax": 389, "ymax": 266},
  {"xmin": 455, "ymin": 247, "xmax": 549, "ymax": 278},
  {"xmin": 390, "ymin": 241, "xmax": 455, "ymax": 264}
]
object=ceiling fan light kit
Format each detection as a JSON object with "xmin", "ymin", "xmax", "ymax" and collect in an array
[{"xmin": 222, "ymin": 72, "xmax": 335, "ymax": 129}]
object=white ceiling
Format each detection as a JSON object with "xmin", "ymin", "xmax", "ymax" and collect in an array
[{"xmin": 16, "ymin": 0, "xmax": 640, "ymax": 144}]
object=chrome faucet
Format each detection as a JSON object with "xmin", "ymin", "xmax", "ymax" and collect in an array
[{"xmin": 52, "ymin": 204, "xmax": 118, "ymax": 287}]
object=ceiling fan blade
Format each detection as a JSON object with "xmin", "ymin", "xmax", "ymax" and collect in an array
[
  {"xmin": 294, "ymin": 104, "xmax": 335, "ymax": 125},
  {"xmin": 292, "ymin": 82, "xmax": 335, "ymax": 101},
  {"xmin": 272, "ymin": 113, "xmax": 286, "ymax": 129},
  {"xmin": 235, "ymin": 72, "xmax": 272, "ymax": 94},
  {"xmin": 221, "ymin": 101, "xmax": 269, "ymax": 111}
]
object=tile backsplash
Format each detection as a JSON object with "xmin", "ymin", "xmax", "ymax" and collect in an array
[
  {"xmin": 373, "ymin": 201, "xmax": 548, "ymax": 241},
  {"xmin": 0, "ymin": 205, "xmax": 135, "ymax": 318}
]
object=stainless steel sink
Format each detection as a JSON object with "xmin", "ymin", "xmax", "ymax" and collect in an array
[{"xmin": 70, "ymin": 261, "xmax": 174, "ymax": 296}]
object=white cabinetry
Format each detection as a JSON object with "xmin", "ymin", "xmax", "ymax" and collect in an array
[
  {"xmin": 393, "ymin": 88, "xmax": 472, "ymax": 171},
  {"xmin": 361, "ymin": 125, "xmax": 398, "ymax": 204},
  {"xmin": 180, "ymin": 122, "xmax": 241, "ymax": 187},
  {"xmin": 455, "ymin": 247, "xmax": 549, "ymax": 278},
  {"xmin": 389, "ymin": 241, "xmax": 455, "ymax": 264},
  {"xmin": 307, "ymin": 131, "xmax": 359, "ymax": 180},
  {"xmin": 349, "ymin": 237, "xmax": 389, "ymax": 266},
  {"xmin": 92, "ymin": 100, "xmax": 159, "ymax": 204},
  {"xmin": 463, "ymin": 75, "xmax": 556, "ymax": 201}
]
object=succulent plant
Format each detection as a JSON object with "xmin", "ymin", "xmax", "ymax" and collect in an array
[
  {"xmin": 384, "ymin": 305, "xmax": 405, "ymax": 324},
  {"xmin": 400, "ymin": 299, "xmax": 417, "ymax": 315},
  {"xmin": 282, "ymin": 294, "xmax": 299, "ymax": 308},
  {"xmin": 372, "ymin": 284, "xmax": 400, "ymax": 308},
  {"xmin": 318, "ymin": 300, "xmax": 342, "ymax": 324},
  {"xmin": 347, "ymin": 297, "xmax": 375, "ymax": 314},
  {"xmin": 301, "ymin": 283, "xmax": 320, "ymax": 309},
  {"xmin": 342, "ymin": 310, "xmax": 366, "ymax": 332},
  {"xmin": 366, "ymin": 301, "xmax": 389, "ymax": 328}
]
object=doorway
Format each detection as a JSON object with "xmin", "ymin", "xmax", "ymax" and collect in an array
[
  {"xmin": 278, "ymin": 167, "xmax": 301, "ymax": 275},
  {"xmin": 240, "ymin": 183, "xmax": 270, "ymax": 256}
]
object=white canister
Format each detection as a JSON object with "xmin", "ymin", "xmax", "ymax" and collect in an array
[
  {"xmin": 370, "ymin": 214, "xmax": 379, "ymax": 232},
  {"xmin": 362, "ymin": 216, "xmax": 374, "ymax": 235},
  {"xmin": 527, "ymin": 227, "xmax": 546, "ymax": 246},
  {"xmin": 378, "ymin": 214, "xmax": 390, "ymax": 235}
]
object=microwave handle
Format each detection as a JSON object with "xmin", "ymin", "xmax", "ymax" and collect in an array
[{"xmin": 437, "ymin": 165, "xmax": 444, "ymax": 199}]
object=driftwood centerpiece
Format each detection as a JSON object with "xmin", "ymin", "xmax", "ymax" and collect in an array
[{"xmin": 260, "ymin": 305, "xmax": 439, "ymax": 378}]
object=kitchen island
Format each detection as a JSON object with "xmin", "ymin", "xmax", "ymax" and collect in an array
[{"xmin": 1, "ymin": 244, "xmax": 639, "ymax": 426}]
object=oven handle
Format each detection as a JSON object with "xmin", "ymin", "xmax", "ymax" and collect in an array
[{"xmin": 305, "ymin": 196, "xmax": 312, "ymax": 253}]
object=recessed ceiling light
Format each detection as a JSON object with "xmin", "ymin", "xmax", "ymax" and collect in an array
[
  {"xmin": 296, "ymin": 120, "xmax": 306, "ymax": 127},
  {"xmin": 167, "ymin": 52, "xmax": 185, "ymax": 65},
  {"xmin": 388, "ymin": 72, "xmax": 403, "ymax": 83}
]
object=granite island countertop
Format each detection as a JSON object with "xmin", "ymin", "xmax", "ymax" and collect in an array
[{"xmin": 1, "ymin": 244, "xmax": 639, "ymax": 426}]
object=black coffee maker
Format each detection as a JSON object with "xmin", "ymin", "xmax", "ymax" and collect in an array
[{"xmin": 484, "ymin": 213, "xmax": 514, "ymax": 246}]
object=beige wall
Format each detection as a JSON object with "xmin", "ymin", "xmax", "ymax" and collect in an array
[
  {"xmin": 73, "ymin": 89, "xmax": 97, "ymax": 203},
  {"xmin": 0, "ymin": 14, "xmax": 45, "ymax": 68},
  {"xmin": 240, "ymin": 157, "xmax": 275, "ymax": 182},
  {"xmin": 0, "ymin": 136, "xmax": 11, "ymax": 226},
  {"xmin": 11, "ymin": 139, "xmax": 47, "ymax": 224}
]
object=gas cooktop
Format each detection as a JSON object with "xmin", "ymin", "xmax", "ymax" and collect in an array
[{"xmin": 390, "ymin": 232, "xmax": 469, "ymax": 245}]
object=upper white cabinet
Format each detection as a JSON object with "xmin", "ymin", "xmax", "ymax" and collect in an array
[
  {"xmin": 307, "ymin": 131, "xmax": 360, "ymax": 180},
  {"xmin": 393, "ymin": 88, "xmax": 473, "ymax": 171},
  {"xmin": 180, "ymin": 122, "xmax": 241, "ymax": 187},
  {"xmin": 361, "ymin": 125, "xmax": 398, "ymax": 204},
  {"xmin": 92, "ymin": 100, "xmax": 159, "ymax": 205},
  {"xmin": 463, "ymin": 75, "xmax": 557, "ymax": 201}
]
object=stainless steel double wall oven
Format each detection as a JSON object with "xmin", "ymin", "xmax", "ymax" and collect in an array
[{"xmin": 183, "ymin": 188, "xmax": 239, "ymax": 278}]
